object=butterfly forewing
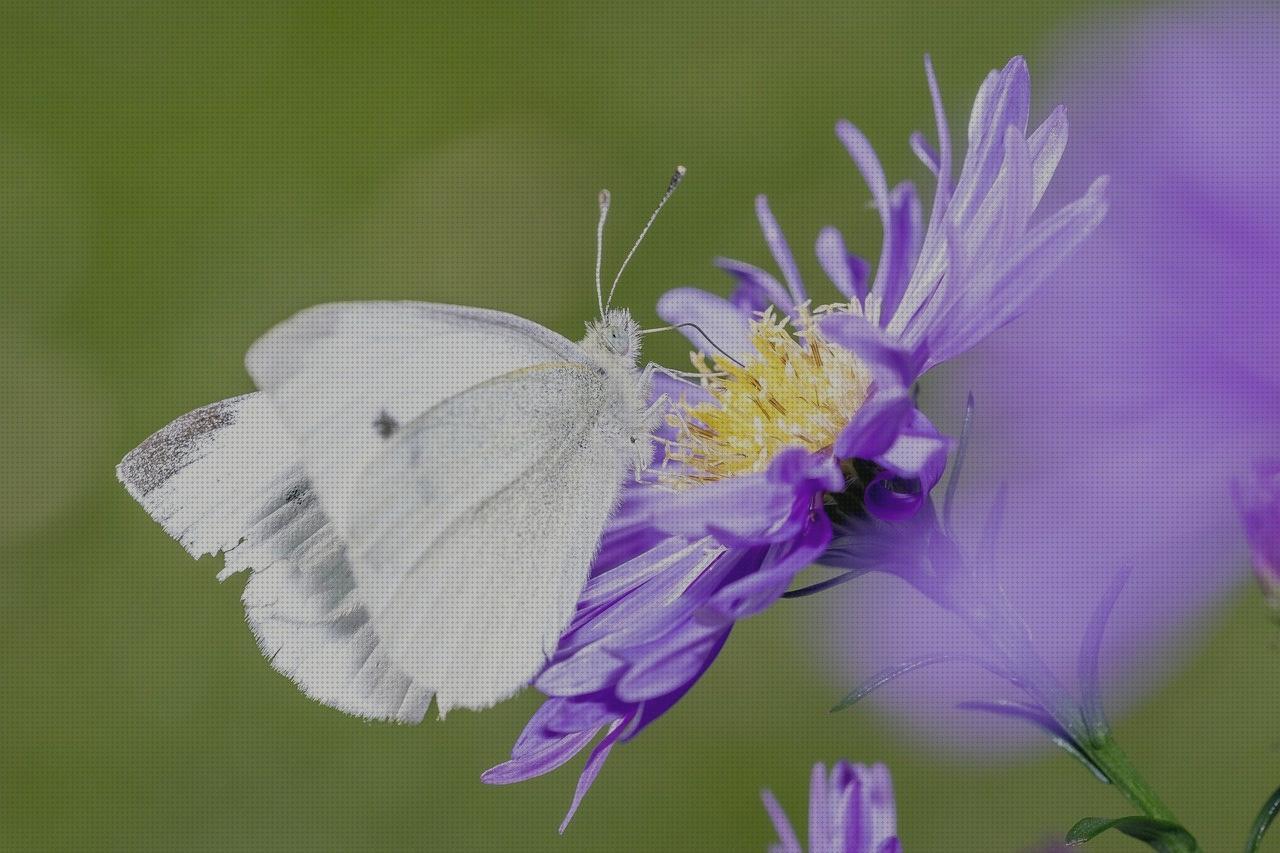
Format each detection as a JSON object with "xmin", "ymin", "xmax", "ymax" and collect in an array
[
  {"xmin": 244, "ymin": 302, "xmax": 593, "ymax": 539},
  {"xmin": 348, "ymin": 363, "xmax": 628, "ymax": 714}
]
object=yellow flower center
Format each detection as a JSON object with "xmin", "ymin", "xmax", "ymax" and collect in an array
[{"xmin": 662, "ymin": 305, "xmax": 871, "ymax": 487}]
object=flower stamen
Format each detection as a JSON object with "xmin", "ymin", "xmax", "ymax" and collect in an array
[{"xmin": 662, "ymin": 305, "xmax": 872, "ymax": 487}]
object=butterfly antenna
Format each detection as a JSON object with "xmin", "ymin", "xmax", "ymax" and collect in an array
[
  {"xmin": 605, "ymin": 165, "xmax": 686, "ymax": 311},
  {"xmin": 595, "ymin": 189, "xmax": 611, "ymax": 317},
  {"xmin": 640, "ymin": 321, "xmax": 747, "ymax": 368}
]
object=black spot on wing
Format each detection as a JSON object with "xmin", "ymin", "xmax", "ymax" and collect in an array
[{"xmin": 373, "ymin": 410, "xmax": 399, "ymax": 439}]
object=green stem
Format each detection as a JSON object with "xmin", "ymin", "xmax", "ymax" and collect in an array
[{"xmin": 1080, "ymin": 734, "xmax": 1202, "ymax": 852}]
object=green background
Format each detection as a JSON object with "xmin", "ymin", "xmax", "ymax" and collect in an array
[{"xmin": 2, "ymin": 2, "xmax": 1270, "ymax": 850}]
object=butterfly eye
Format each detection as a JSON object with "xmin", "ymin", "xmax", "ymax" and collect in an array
[{"xmin": 604, "ymin": 325, "xmax": 630, "ymax": 355}]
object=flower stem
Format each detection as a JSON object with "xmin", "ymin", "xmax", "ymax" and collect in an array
[{"xmin": 1078, "ymin": 734, "xmax": 1202, "ymax": 852}]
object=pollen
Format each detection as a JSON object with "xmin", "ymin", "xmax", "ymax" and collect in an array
[{"xmin": 662, "ymin": 305, "xmax": 872, "ymax": 486}]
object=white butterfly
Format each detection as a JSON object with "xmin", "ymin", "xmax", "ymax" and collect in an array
[{"xmin": 118, "ymin": 169, "xmax": 687, "ymax": 719}]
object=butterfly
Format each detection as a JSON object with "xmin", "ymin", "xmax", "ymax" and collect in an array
[{"xmin": 117, "ymin": 168, "xmax": 688, "ymax": 719}]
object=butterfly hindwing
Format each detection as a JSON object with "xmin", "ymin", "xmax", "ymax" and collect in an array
[{"xmin": 117, "ymin": 393, "xmax": 433, "ymax": 722}]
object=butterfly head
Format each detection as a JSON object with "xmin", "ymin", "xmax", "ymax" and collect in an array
[{"xmin": 584, "ymin": 308, "xmax": 641, "ymax": 367}]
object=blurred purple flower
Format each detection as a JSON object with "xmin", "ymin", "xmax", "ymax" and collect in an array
[
  {"xmin": 761, "ymin": 761, "xmax": 900, "ymax": 853},
  {"xmin": 486, "ymin": 56, "xmax": 1106, "ymax": 827},
  {"xmin": 829, "ymin": 5, "xmax": 1280, "ymax": 751},
  {"xmin": 1235, "ymin": 460, "xmax": 1280, "ymax": 608}
]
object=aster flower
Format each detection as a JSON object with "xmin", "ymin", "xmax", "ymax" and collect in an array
[
  {"xmin": 835, "ymin": 5, "xmax": 1280, "ymax": 750},
  {"xmin": 485, "ymin": 55, "xmax": 1107, "ymax": 827},
  {"xmin": 659, "ymin": 56, "xmax": 1107, "ymax": 523},
  {"xmin": 761, "ymin": 761, "xmax": 900, "ymax": 853},
  {"xmin": 1235, "ymin": 460, "xmax": 1280, "ymax": 609}
]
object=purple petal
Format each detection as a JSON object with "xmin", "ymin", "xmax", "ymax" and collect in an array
[
  {"xmin": 950, "ymin": 56, "xmax": 1031, "ymax": 225},
  {"xmin": 581, "ymin": 535, "xmax": 708, "ymax": 611},
  {"xmin": 1078, "ymin": 568, "xmax": 1132, "ymax": 732},
  {"xmin": 833, "ymin": 391, "xmax": 914, "ymax": 465},
  {"xmin": 536, "ymin": 643, "xmax": 627, "ymax": 696},
  {"xmin": 808, "ymin": 761, "xmax": 831, "ymax": 851},
  {"xmin": 538, "ymin": 696, "xmax": 620, "ymax": 735},
  {"xmin": 864, "ymin": 473, "xmax": 927, "ymax": 522},
  {"xmin": 708, "ymin": 512, "xmax": 832, "ymax": 618},
  {"xmin": 853, "ymin": 763, "xmax": 899, "ymax": 852},
  {"xmin": 872, "ymin": 410, "xmax": 951, "ymax": 486},
  {"xmin": 482, "ymin": 723, "xmax": 607, "ymax": 785},
  {"xmin": 910, "ymin": 130, "xmax": 940, "ymax": 176},
  {"xmin": 648, "ymin": 449, "xmax": 841, "ymax": 546},
  {"xmin": 836, "ymin": 119, "xmax": 891, "ymax": 209},
  {"xmin": 714, "ymin": 257, "xmax": 796, "ymax": 314},
  {"xmin": 922, "ymin": 175, "xmax": 1109, "ymax": 368},
  {"xmin": 816, "ymin": 226, "xmax": 871, "ymax": 303},
  {"xmin": 820, "ymin": 311, "xmax": 921, "ymax": 383},
  {"xmin": 957, "ymin": 126, "xmax": 1035, "ymax": 281},
  {"xmin": 872, "ymin": 183, "xmax": 924, "ymax": 328},
  {"xmin": 1027, "ymin": 104, "xmax": 1068, "ymax": 210},
  {"xmin": 815, "ymin": 320, "xmax": 918, "ymax": 462},
  {"xmin": 835, "ymin": 120, "xmax": 896, "ymax": 318},
  {"xmin": 921, "ymin": 54, "xmax": 954, "ymax": 238},
  {"xmin": 1235, "ymin": 461, "xmax": 1280, "ymax": 601},
  {"xmin": 755, "ymin": 195, "xmax": 807, "ymax": 306},
  {"xmin": 762, "ymin": 789, "xmax": 803, "ymax": 853},
  {"xmin": 559, "ymin": 717, "xmax": 627, "ymax": 833},
  {"xmin": 615, "ymin": 629, "xmax": 726, "ymax": 702},
  {"xmin": 707, "ymin": 562, "xmax": 798, "ymax": 619},
  {"xmin": 656, "ymin": 287, "xmax": 756, "ymax": 359},
  {"xmin": 622, "ymin": 629, "xmax": 734, "ymax": 741},
  {"xmin": 564, "ymin": 544, "xmax": 732, "ymax": 653},
  {"xmin": 511, "ymin": 698, "xmax": 568, "ymax": 753}
]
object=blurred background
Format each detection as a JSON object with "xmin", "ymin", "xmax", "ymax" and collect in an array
[{"xmin": 2, "ymin": 2, "xmax": 1276, "ymax": 850}]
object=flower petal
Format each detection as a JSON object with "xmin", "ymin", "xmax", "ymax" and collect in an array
[
  {"xmin": 536, "ymin": 642, "xmax": 627, "ymax": 696},
  {"xmin": 924, "ymin": 174, "xmax": 1109, "ymax": 368},
  {"xmin": 482, "ymin": 722, "xmax": 608, "ymax": 785},
  {"xmin": 762, "ymin": 789, "xmax": 803, "ymax": 853},
  {"xmin": 559, "ymin": 717, "xmax": 627, "ymax": 833},
  {"xmin": 714, "ymin": 257, "xmax": 796, "ymax": 314},
  {"xmin": 809, "ymin": 761, "xmax": 832, "ymax": 851},
  {"xmin": 873, "ymin": 409, "xmax": 951, "ymax": 485},
  {"xmin": 951, "ymin": 56, "xmax": 1031, "ymax": 225},
  {"xmin": 816, "ymin": 226, "xmax": 870, "ymax": 303},
  {"xmin": 648, "ymin": 449, "xmax": 842, "ymax": 546},
  {"xmin": 708, "ymin": 511, "xmax": 832, "ymax": 618},
  {"xmin": 614, "ymin": 627, "xmax": 729, "ymax": 702},
  {"xmin": 910, "ymin": 130, "xmax": 940, "ymax": 176},
  {"xmin": 656, "ymin": 286, "xmax": 756, "ymax": 358},
  {"xmin": 756, "ymin": 195, "xmax": 808, "ymax": 305},
  {"xmin": 852, "ymin": 763, "xmax": 900, "ymax": 852},
  {"xmin": 872, "ymin": 183, "xmax": 924, "ymax": 328},
  {"xmin": 1028, "ymin": 104, "xmax": 1068, "ymax": 210}
]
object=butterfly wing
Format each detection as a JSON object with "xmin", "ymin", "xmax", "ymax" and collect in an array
[
  {"xmin": 346, "ymin": 363, "xmax": 630, "ymax": 715},
  {"xmin": 244, "ymin": 302, "xmax": 592, "ymax": 540},
  {"xmin": 117, "ymin": 394, "xmax": 433, "ymax": 722}
]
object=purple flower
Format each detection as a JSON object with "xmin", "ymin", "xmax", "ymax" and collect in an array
[
  {"xmin": 761, "ymin": 761, "xmax": 900, "ymax": 853},
  {"xmin": 1236, "ymin": 461, "xmax": 1280, "ymax": 608},
  {"xmin": 659, "ymin": 55, "xmax": 1107, "ymax": 519},
  {"xmin": 830, "ymin": 5, "xmax": 1280, "ymax": 752},
  {"xmin": 485, "ymin": 56, "xmax": 1106, "ymax": 827}
]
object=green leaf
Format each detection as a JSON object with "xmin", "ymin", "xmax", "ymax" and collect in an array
[
  {"xmin": 1065, "ymin": 815, "xmax": 1199, "ymax": 851},
  {"xmin": 1244, "ymin": 785, "xmax": 1280, "ymax": 853}
]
